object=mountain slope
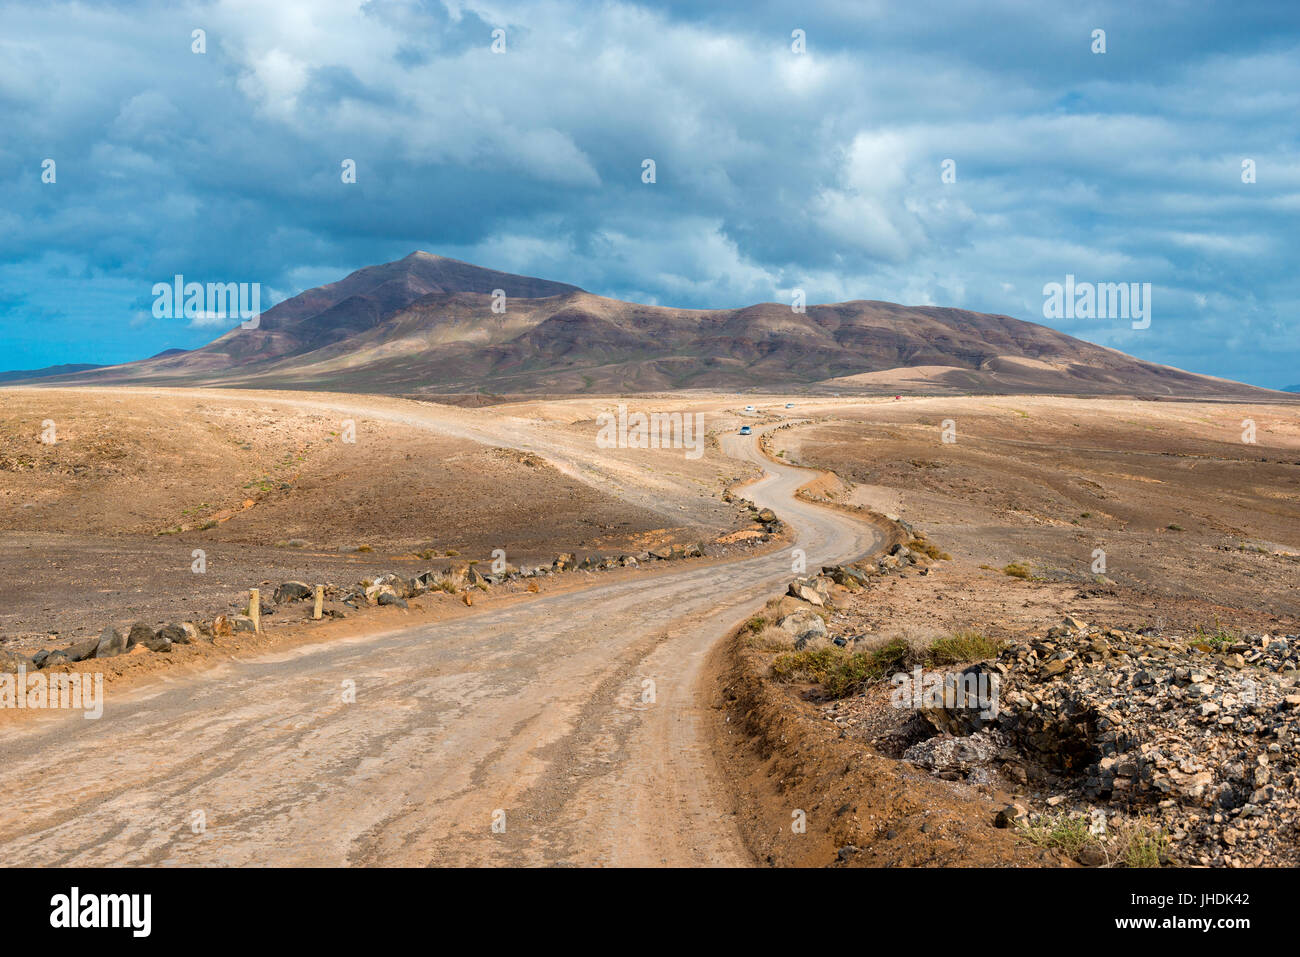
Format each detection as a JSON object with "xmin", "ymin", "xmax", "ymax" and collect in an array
[{"xmin": 16, "ymin": 252, "xmax": 1283, "ymax": 398}]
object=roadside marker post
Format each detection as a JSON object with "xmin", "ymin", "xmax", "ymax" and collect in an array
[
  {"xmin": 313, "ymin": 585, "xmax": 324, "ymax": 620},
  {"xmin": 249, "ymin": 588, "xmax": 261, "ymax": 633}
]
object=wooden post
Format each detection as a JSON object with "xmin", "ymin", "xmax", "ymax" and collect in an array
[
  {"xmin": 249, "ymin": 588, "xmax": 261, "ymax": 633},
  {"xmin": 313, "ymin": 585, "xmax": 324, "ymax": 620}
]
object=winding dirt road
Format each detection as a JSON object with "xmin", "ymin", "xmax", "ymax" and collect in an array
[{"xmin": 0, "ymin": 398, "xmax": 884, "ymax": 866}]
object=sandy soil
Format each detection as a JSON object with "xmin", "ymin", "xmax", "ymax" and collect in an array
[{"xmin": 0, "ymin": 388, "xmax": 763, "ymax": 643}]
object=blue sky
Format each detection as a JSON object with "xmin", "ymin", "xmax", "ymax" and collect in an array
[{"xmin": 1, "ymin": 0, "xmax": 1297, "ymax": 387}]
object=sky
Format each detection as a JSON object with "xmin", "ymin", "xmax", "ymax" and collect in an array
[{"xmin": 1, "ymin": 0, "xmax": 1297, "ymax": 388}]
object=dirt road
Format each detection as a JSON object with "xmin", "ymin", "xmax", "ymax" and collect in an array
[{"xmin": 0, "ymin": 398, "xmax": 884, "ymax": 866}]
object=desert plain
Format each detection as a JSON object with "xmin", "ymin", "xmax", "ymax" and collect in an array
[{"xmin": 0, "ymin": 385, "xmax": 1296, "ymax": 866}]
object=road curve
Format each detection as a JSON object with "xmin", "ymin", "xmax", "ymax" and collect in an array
[{"xmin": 0, "ymin": 414, "xmax": 884, "ymax": 867}]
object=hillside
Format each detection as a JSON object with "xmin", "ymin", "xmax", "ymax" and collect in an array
[{"xmin": 16, "ymin": 252, "xmax": 1281, "ymax": 398}]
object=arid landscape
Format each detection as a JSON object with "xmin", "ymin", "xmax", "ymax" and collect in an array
[
  {"xmin": 11, "ymin": 1, "xmax": 1300, "ymax": 942},
  {"xmin": 2, "ymin": 373, "xmax": 1296, "ymax": 868}
]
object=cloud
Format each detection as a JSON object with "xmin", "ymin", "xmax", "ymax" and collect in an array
[{"xmin": 0, "ymin": 0, "xmax": 1296, "ymax": 387}]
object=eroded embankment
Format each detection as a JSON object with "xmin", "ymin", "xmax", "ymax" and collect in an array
[{"xmin": 710, "ymin": 618, "xmax": 1042, "ymax": 867}]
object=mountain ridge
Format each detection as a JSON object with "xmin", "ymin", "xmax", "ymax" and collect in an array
[{"xmin": 7, "ymin": 252, "xmax": 1285, "ymax": 398}]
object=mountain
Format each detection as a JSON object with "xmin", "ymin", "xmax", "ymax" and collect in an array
[
  {"xmin": 11, "ymin": 252, "xmax": 1285, "ymax": 398},
  {"xmin": 0, "ymin": 362, "xmax": 105, "ymax": 383}
]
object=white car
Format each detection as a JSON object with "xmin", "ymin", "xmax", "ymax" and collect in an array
[{"xmin": 744, "ymin": 405, "xmax": 755, "ymax": 412}]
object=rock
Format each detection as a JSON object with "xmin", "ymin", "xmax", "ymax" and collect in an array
[
  {"xmin": 823, "ymin": 565, "xmax": 868, "ymax": 587},
  {"xmin": 142, "ymin": 633, "xmax": 173, "ymax": 653},
  {"xmin": 465, "ymin": 566, "xmax": 489, "ymax": 586},
  {"xmin": 61, "ymin": 637, "xmax": 100, "ymax": 662},
  {"xmin": 787, "ymin": 580, "xmax": 825, "ymax": 606},
  {"xmin": 229, "ymin": 615, "xmax": 257, "ymax": 633},
  {"xmin": 274, "ymin": 581, "xmax": 313, "ymax": 603},
  {"xmin": 1062, "ymin": 615, "xmax": 1088, "ymax": 632},
  {"xmin": 40, "ymin": 651, "xmax": 70, "ymax": 669},
  {"xmin": 377, "ymin": 592, "xmax": 408, "ymax": 608},
  {"xmin": 553, "ymin": 553, "xmax": 577, "ymax": 571},
  {"xmin": 756, "ymin": 508, "xmax": 777, "ymax": 524},
  {"xmin": 125, "ymin": 621, "xmax": 155, "ymax": 649},
  {"xmin": 904, "ymin": 729, "xmax": 1008, "ymax": 775},
  {"xmin": 777, "ymin": 609, "xmax": 828, "ymax": 647},
  {"xmin": 93, "ymin": 625, "xmax": 128, "ymax": 658},
  {"xmin": 157, "ymin": 623, "xmax": 195, "ymax": 645},
  {"xmin": 212, "ymin": 615, "xmax": 232, "ymax": 638},
  {"xmin": 994, "ymin": 804, "xmax": 1027, "ymax": 828},
  {"xmin": 1077, "ymin": 844, "xmax": 1107, "ymax": 867},
  {"xmin": 684, "ymin": 543, "xmax": 703, "ymax": 558},
  {"xmin": 372, "ymin": 573, "xmax": 409, "ymax": 597}
]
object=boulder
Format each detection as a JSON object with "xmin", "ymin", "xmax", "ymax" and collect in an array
[
  {"xmin": 372, "ymin": 573, "xmax": 409, "ymax": 598},
  {"xmin": 377, "ymin": 592, "xmax": 408, "ymax": 608},
  {"xmin": 274, "ymin": 581, "xmax": 313, "ymax": 603},
  {"xmin": 60, "ymin": 637, "xmax": 100, "ymax": 662},
  {"xmin": 229, "ymin": 615, "xmax": 257, "ymax": 633},
  {"xmin": 787, "ymin": 580, "xmax": 825, "ymax": 607},
  {"xmin": 684, "ymin": 543, "xmax": 703, "ymax": 558},
  {"xmin": 777, "ymin": 609, "xmax": 828, "ymax": 647},
  {"xmin": 157, "ymin": 623, "xmax": 195, "ymax": 645},
  {"xmin": 553, "ymin": 553, "xmax": 577, "ymax": 571},
  {"xmin": 40, "ymin": 650, "xmax": 70, "ymax": 669},
  {"xmin": 125, "ymin": 622, "xmax": 155, "ymax": 649},
  {"xmin": 142, "ymin": 633, "xmax": 173, "ymax": 653},
  {"xmin": 757, "ymin": 508, "xmax": 778, "ymax": 524},
  {"xmin": 824, "ymin": 564, "xmax": 868, "ymax": 587},
  {"xmin": 648, "ymin": 547, "xmax": 673, "ymax": 561},
  {"xmin": 93, "ymin": 625, "xmax": 129, "ymax": 658}
]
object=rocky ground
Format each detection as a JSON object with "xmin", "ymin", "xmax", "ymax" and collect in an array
[
  {"xmin": 731, "ymin": 521, "xmax": 1300, "ymax": 867},
  {"xmin": 0, "ymin": 499, "xmax": 785, "ymax": 674},
  {"xmin": 718, "ymin": 395, "xmax": 1300, "ymax": 866}
]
